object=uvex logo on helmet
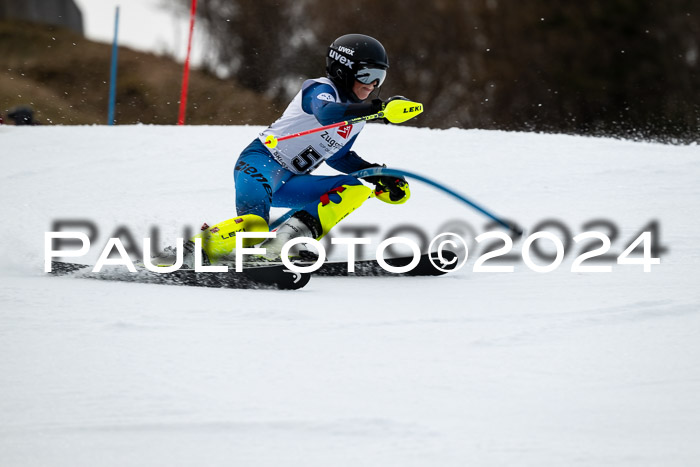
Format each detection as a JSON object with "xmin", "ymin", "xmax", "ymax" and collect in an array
[
  {"xmin": 328, "ymin": 49, "xmax": 354, "ymax": 69},
  {"xmin": 337, "ymin": 45, "xmax": 355, "ymax": 56}
]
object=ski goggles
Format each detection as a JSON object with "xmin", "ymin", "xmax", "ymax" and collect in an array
[{"xmin": 354, "ymin": 67, "xmax": 387, "ymax": 86}]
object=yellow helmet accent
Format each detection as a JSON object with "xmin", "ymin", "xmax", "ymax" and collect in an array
[
  {"xmin": 374, "ymin": 180, "xmax": 410, "ymax": 205},
  {"xmin": 317, "ymin": 184, "xmax": 372, "ymax": 238},
  {"xmin": 192, "ymin": 214, "xmax": 269, "ymax": 261}
]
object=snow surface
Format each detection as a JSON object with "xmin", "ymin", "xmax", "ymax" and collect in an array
[{"xmin": 1, "ymin": 124, "xmax": 699, "ymax": 466}]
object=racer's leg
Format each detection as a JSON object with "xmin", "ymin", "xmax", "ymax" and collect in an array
[
  {"xmin": 272, "ymin": 173, "xmax": 372, "ymax": 239},
  {"xmin": 234, "ymin": 140, "xmax": 293, "ymax": 224}
]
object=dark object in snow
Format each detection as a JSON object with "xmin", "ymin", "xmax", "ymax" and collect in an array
[{"xmin": 8, "ymin": 106, "xmax": 39, "ymax": 126}]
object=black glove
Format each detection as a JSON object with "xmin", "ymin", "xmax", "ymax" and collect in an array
[
  {"xmin": 370, "ymin": 98, "xmax": 384, "ymax": 114},
  {"xmin": 375, "ymin": 176, "xmax": 409, "ymax": 202},
  {"xmin": 375, "ymin": 96, "xmax": 410, "ymax": 123},
  {"xmin": 363, "ymin": 165, "xmax": 409, "ymax": 202},
  {"xmin": 343, "ymin": 99, "xmax": 386, "ymax": 119},
  {"xmin": 346, "ymin": 96, "xmax": 411, "ymax": 121},
  {"xmin": 386, "ymin": 95, "xmax": 409, "ymax": 104}
]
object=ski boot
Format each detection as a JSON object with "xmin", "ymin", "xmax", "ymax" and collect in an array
[
  {"xmin": 255, "ymin": 211, "xmax": 323, "ymax": 263},
  {"xmin": 255, "ymin": 184, "xmax": 373, "ymax": 263},
  {"xmin": 181, "ymin": 215, "xmax": 269, "ymax": 268}
]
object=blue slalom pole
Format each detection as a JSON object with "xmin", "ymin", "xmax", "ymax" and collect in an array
[
  {"xmin": 107, "ymin": 6, "xmax": 120, "ymax": 125},
  {"xmin": 270, "ymin": 167, "xmax": 522, "ymax": 237},
  {"xmin": 352, "ymin": 167, "xmax": 521, "ymax": 234}
]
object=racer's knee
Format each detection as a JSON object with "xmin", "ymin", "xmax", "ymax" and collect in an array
[{"xmin": 315, "ymin": 184, "xmax": 373, "ymax": 238}]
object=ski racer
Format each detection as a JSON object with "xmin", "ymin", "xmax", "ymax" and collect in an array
[{"xmin": 232, "ymin": 33, "xmax": 413, "ymax": 261}]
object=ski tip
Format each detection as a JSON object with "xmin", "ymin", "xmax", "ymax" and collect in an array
[
  {"xmin": 243, "ymin": 266, "xmax": 311, "ymax": 290},
  {"xmin": 421, "ymin": 250, "xmax": 459, "ymax": 275}
]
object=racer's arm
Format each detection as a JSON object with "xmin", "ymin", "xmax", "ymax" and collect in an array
[
  {"xmin": 326, "ymin": 140, "xmax": 379, "ymax": 174},
  {"xmin": 302, "ymin": 83, "xmax": 381, "ymax": 125},
  {"xmin": 328, "ymin": 148, "xmax": 410, "ymax": 203}
]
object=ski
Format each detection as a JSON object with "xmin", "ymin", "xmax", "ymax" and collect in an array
[
  {"xmin": 48, "ymin": 261, "xmax": 310, "ymax": 290},
  {"xmin": 47, "ymin": 250, "xmax": 456, "ymax": 290},
  {"xmin": 230, "ymin": 250, "xmax": 459, "ymax": 277},
  {"xmin": 315, "ymin": 250, "xmax": 459, "ymax": 277}
]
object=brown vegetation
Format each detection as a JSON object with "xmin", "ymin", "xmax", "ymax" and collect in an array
[{"xmin": 0, "ymin": 20, "xmax": 282, "ymax": 125}]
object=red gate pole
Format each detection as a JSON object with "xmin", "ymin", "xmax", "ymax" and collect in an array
[{"xmin": 177, "ymin": 0, "xmax": 197, "ymax": 125}]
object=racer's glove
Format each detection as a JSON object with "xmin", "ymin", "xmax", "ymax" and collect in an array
[
  {"xmin": 369, "ymin": 98, "xmax": 384, "ymax": 114},
  {"xmin": 370, "ymin": 96, "xmax": 411, "ymax": 124},
  {"xmin": 347, "ymin": 96, "xmax": 414, "ymax": 122},
  {"xmin": 363, "ymin": 164, "xmax": 411, "ymax": 204},
  {"xmin": 374, "ymin": 176, "xmax": 410, "ymax": 203}
]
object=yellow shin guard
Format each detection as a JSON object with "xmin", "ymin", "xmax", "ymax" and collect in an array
[{"xmin": 316, "ymin": 184, "xmax": 372, "ymax": 238}]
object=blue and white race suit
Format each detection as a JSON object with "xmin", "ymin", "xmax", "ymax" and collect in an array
[{"xmin": 234, "ymin": 77, "xmax": 378, "ymax": 224}]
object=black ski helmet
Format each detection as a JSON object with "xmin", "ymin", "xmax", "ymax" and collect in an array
[{"xmin": 326, "ymin": 34, "xmax": 389, "ymax": 101}]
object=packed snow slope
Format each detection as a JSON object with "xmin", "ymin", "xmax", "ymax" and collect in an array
[{"xmin": 1, "ymin": 124, "xmax": 699, "ymax": 467}]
